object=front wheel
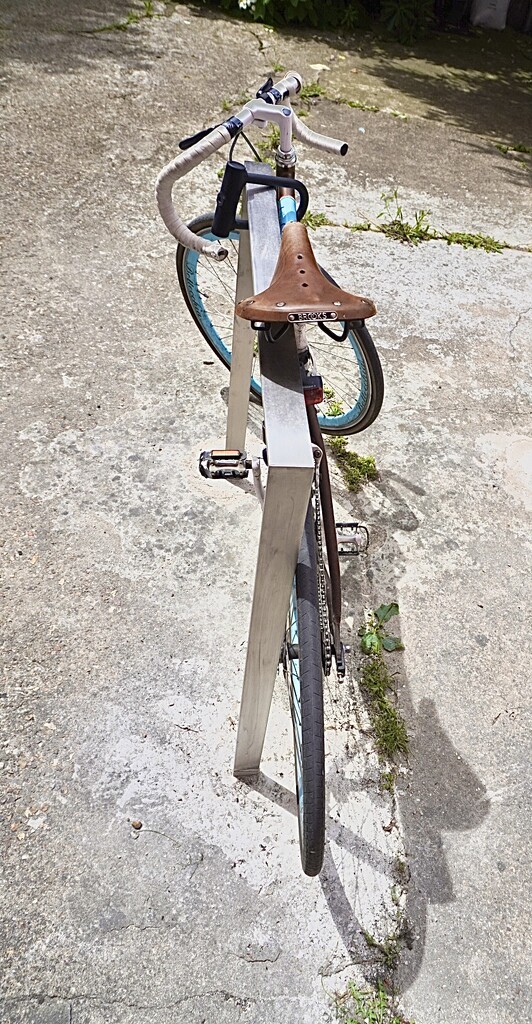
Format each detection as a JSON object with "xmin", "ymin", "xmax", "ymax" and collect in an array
[
  {"xmin": 284, "ymin": 503, "xmax": 325, "ymax": 876},
  {"xmin": 176, "ymin": 214, "xmax": 384, "ymax": 434}
]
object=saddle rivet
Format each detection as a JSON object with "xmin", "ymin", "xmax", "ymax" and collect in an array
[
  {"xmin": 333, "ymin": 301, "xmax": 342, "ymax": 306},
  {"xmin": 276, "ymin": 301, "xmax": 286, "ymax": 307}
]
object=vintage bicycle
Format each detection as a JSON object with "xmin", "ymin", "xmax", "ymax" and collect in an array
[{"xmin": 156, "ymin": 72, "xmax": 384, "ymax": 875}]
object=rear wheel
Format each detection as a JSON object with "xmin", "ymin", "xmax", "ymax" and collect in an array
[
  {"xmin": 284, "ymin": 503, "xmax": 325, "ymax": 876},
  {"xmin": 176, "ymin": 214, "xmax": 384, "ymax": 434}
]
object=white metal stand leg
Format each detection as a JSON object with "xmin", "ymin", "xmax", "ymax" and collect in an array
[
  {"xmin": 225, "ymin": 196, "xmax": 254, "ymax": 452},
  {"xmin": 233, "ymin": 165, "xmax": 314, "ymax": 777}
]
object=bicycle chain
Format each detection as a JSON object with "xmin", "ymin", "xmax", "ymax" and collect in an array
[{"xmin": 314, "ymin": 465, "xmax": 333, "ymax": 676}]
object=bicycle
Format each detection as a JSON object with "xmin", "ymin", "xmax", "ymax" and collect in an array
[{"xmin": 156, "ymin": 72, "xmax": 384, "ymax": 876}]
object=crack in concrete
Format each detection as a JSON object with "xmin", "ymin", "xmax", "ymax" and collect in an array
[
  {"xmin": 232, "ymin": 950, "xmax": 281, "ymax": 964},
  {"xmin": 101, "ymin": 922, "xmax": 161, "ymax": 934},
  {"xmin": 508, "ymin": 307, "xmax": 531, "ymax": 356},
  {"xmin": 5, "ymin": 990, "xmax": 257, "ymax": 1009}
]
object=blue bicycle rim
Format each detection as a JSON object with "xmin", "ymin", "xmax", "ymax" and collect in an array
[{"xmin": 288, "ymin": 583, "xmax": 304, "ymax": 828}]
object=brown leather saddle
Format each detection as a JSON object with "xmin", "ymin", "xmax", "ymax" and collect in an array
[{"xmin": 236, "ymin": 221, "xmax": 376, "ymax": 324}]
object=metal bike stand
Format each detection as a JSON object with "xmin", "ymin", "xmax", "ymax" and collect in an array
[
  {"xmin": 231, "ymin": 165, "xmax": 315, "ymax": 778},
  {"xmin": 225, "ymin": 190, "xmax": 254, "ymax": 452}
]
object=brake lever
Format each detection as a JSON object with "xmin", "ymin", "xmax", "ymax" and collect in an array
[{"xmin": 178, "ymin": 125, "xmax": 220, "ymax": 151}]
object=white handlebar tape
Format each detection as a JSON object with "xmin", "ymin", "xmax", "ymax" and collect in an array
[
  {"xmin": 156, "ymin": 124, "xmax": 232, "ymax": 259},
  {"xmin": 291, "ymin": 110, "xmax": 348, "ymax": 157}
]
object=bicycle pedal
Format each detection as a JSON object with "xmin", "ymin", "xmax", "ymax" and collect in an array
[
  {"xmin": 199, "ymin": 449, "xmax": 250, "ymax": 480},
  {"xmin": 336, "ymin": 521, "xmax": 369, "ymax": 556}
]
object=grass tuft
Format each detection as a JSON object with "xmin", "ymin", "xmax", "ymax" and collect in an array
[
  {"xmin": 358, "ymin": 604, "xmax": 408, "ymax": 762},
  {"xmin": 89, "ymin": 0, "xmax": 155, "ymax": 33},
  {"xmin": 442, "ymin": 231, "xmax": 505, "ymax": 253},
  {"xmin": 336, "ymin": 980, "xmax": 414, "ymax": 1023},
  {"xmin": 380, "ymin": 769, "xmax": 396, "ymax": 794},
  {"xmin": 361, "ymin": 657, "xmax": 409, "ymax": 760},
  {"xmin": 299, "ymin": 81, "xmax": 327, "ymax": 102},
  {"xmin": 302, "ymin": 211, "xmax": 336, "ymax": 230},
  {"xmin": 495, "ymin": 141, "xmax": 532, "ymax": 155},
  {"xmin": 327, "ymin": 436, "xmax": 378, "ymax": 492}
]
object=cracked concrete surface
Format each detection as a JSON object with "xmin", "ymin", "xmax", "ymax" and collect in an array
[{"xmin": 1, "ymin": 3, "xmax": 531, "ymax": 1023}]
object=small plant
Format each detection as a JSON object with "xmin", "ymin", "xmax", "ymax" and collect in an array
[
  {"xmin": 378, "ymin": 190, "xmax": 434, "ymax": 245},
  {"xmin": 322, "ymin": 385, "xmax": 344, "ymax": 418},
  {"xmin": 495, "ymin": 142, "xmax": 532, "ymax": 155},
  {"xmin": 255, "ymin": 124, "xmax": 280, "ymax": 167},
  {"xmin": 363, "ymin": 931, "xmax": 401, "ymax": 971},
  {"xmin": 375, "ymin": 192, "xmax": 509, "ymax": 253},
  {"xmin": 302, "ymin": 211, "xmax": 335, "ymax": 230},
  {"xmin": 299, "ymin": 80, "xmax": 326, "ymax": 102},
  {"xmin": 394, "ymin": 857, "xmax": 410, "ymax": 885},
  {"xmin": 359, "ymin": 603, "xmax": 404, "ymax": 655},
  {"xmin": 380, "ymin": 769, "xmax": 396, "ymax": 794},
  {"xmin": 90, "ymin": 1, "xmax": 156, "ymax": 32},
  {"xmin": 336, "ymin": 980, "xmax": 414, "ymax": 1024},
  {"xmin": 327, "ymin": 436, "xmax": 377, "ymax": 492},
  {"xmin": 337, "ymin": 96, "xmax": 380, "ymax": 114},
  {"xmin": 361, "ymin": 658, "xmax": 409, "ymax": 759},
  {"xmin": 358, "ymin": 604, "xmax": 408, "ymax": 762},
  {"xmin": 381, "ymin": 0, "xmax": 432, "ymax": 44},
  {"xmin": 442, "ymin": 231, "xmax": 505, "ymax": 254},
  {"xmin": 271, "ymin": 61, "xmax": 286, "ymax": 74}
]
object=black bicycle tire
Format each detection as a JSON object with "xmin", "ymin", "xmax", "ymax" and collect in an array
[
  {"xmin": 176, "ymin": 214, "xmax": 384, "ymax": 429},
  {"xmin": 335, "ymin": 322, "xmax": 384, "ymax": 436},
  {"xmin": 289, "ymin": 503, "xmax": 325, "ymax": 876},
  {"xmin": 317, "ymin": 267, "xmax": 384, "ymax": 435}
]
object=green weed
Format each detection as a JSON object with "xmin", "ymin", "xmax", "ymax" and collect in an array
[
  {"xmin": 380, "ymin": 769, "xmax": 396, "ymax": 794},
  {"xmin": 327, "ymin": 436, "xmax": 378, "ymax": 493},
  {"xmin": 299, "ymin": 81, "xmax": 326, "ymax": 102},
  {"xmin": 441, "ymin": 231, "xmax": 505, "ymax": 253},
  {"xmin": 378, "ymin": 190, "xmax": 434, "ymax": 245},
  {"xmin": 394, "ymin": 857, "xmax": 410, "ymax": 885},
  {"xmin": 495, "ymin": 141, "xmax": 532, "ymax": 155},
  {"xmin": 90, "ymin": 0, "xmax": 155, "ymax": 32},
  {"xmin": 363, "ymin": 931, "xmax": 401, "ymax": 971},
  {"xmin": 370, "ymin": 191, "xmax": 510, "ymax": 253},
  {"xmin": 358, "ymin": 604, "xmax": 408, "ymax": 762},
  {"xmin": 336, "ymin": 980, "xmax": 414, "ymax": 1023},
  {"xmin": 359, "ymin": 603, "xmax": 404, "ymax": 656},
  {"xmin": 255, "ymin": 125, "xmax": 280, "ymax": 167},
  {"xmin": 337, "ymin": 96, "xmax": 380, "ymax": 113},
  {"xmin": 302, "ymin": 211, "xmax": 335, "ymax": 230}
]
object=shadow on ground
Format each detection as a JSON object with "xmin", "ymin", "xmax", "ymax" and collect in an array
[
  {"xmin": 184, "ymin": 1, "xmax": 532, "ymax": 142},
  {"xmin": 0, "ymin": 0, "xmax": 160, "ymax": 79},
  {"xmin": 323, "ymin": 467, "xmax": 490, "ymax": 988}
]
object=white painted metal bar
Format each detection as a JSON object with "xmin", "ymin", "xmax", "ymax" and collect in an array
[
  {"xmin": 233, "ymin": 164, "xmax": 314, "ymax": 778},
  {"xmin": 225, "ymin": 193, "xmax": 254, "ymax": 451}
]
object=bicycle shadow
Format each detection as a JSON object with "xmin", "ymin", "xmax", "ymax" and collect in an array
[
  {"xmin": 232, "ymin": 440, "xmax": 490, "ymax": 986},
  {"xmin": 331, "ymin": 467, "xmax": 491, "ymax": 986},
  {"xmin": 244, "ymin": 769, "xmax": 395, "ymax": 971}
]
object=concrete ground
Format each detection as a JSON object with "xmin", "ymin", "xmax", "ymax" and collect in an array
[{"xmin": 1, "ymin": 3, "xmax": 531, "ymax": 1022}]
